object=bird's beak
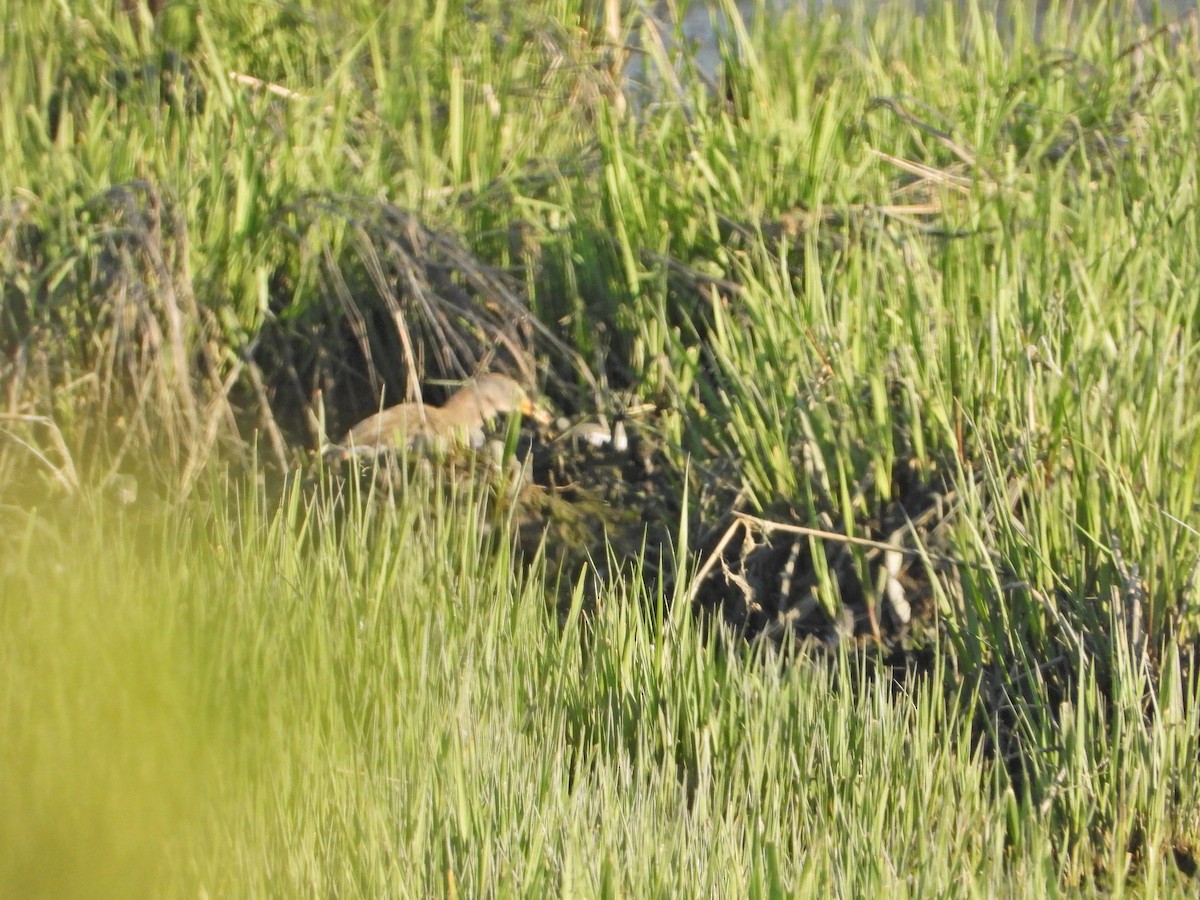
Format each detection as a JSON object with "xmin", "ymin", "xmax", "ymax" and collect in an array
[{"xmin": 523, "ymin": 397, "xmax": 554, "ymax": 426}]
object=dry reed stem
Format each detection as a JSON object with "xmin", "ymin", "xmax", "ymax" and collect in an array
[
  {"xmin": 0, "ymin": 414, "xmax": 80, "ymax": 493},
  {"xmin": 687, "ymin": 509, "xmax": 983, "ymax": 606}
]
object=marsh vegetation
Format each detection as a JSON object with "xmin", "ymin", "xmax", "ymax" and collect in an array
[{"xmin": 3, "ymin": 0, "xmax": 1200, "ymax": 894}]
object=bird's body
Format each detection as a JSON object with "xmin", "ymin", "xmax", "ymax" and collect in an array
[
  {"xmin": 333, "ymin": 373, "xmax": 548, "ymax": 459},
  {"xmin": 340, "ymin": 401, "xmax": 458, "ymax": 453}
]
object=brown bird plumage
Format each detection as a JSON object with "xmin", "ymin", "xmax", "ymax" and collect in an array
[{"xmin": 334, "ymin": 373, "xmax": 549, "ymax": 458}]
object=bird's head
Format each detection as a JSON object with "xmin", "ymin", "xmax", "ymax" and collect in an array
[{"xmin": 448, "ymin": 373, "xmax": 552, "ymax": 426}]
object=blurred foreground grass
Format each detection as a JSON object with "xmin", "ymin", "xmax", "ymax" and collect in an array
[{"xmin": 2, "ymin": 474, "xmax": 1199, "ymax": 895}]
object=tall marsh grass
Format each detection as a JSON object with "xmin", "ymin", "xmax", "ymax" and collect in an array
[
  {"xmin": 3, "ymin": 0, "xmax": 1200, "ymax": 893},
  {"xmin": 5, "ymin": 475, "xmax": 1198, "ymax": 894}
]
